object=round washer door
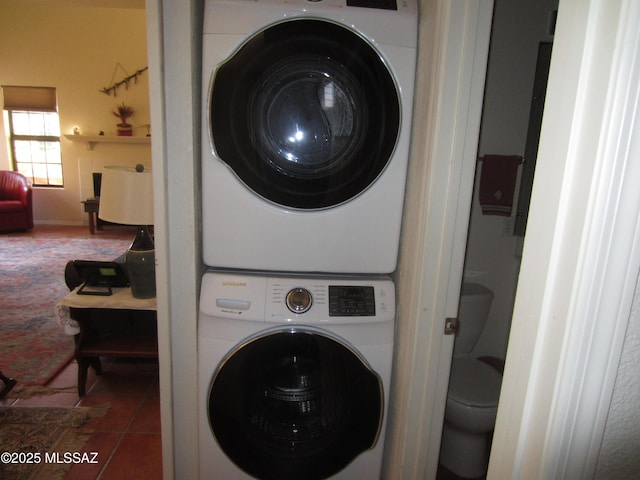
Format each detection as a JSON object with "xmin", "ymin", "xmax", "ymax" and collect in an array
[
  {"xmin": 209, "ymin": 18, "xmax": 400, "ymax": 209},
  {"xmin": 208, "ymin": 328, "xmax": 383, "ymax": 480}
]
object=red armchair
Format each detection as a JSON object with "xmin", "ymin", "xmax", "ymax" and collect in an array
[{"xmin": 0, "ymin": 171, "xmax": 33, "ymax": 232}]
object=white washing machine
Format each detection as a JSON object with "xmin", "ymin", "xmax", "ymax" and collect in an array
[
  {"xmin": 202, "ymin": 0, "xmax": 418, "ymax": 274},
  {"xmin": 198, "ymin": 271, "xmax": 395, "ymax": 479}
]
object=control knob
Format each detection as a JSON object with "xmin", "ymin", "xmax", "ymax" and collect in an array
[{"xmin": 286, "ymin": 287, "xmax": 312, "ymax": 314}]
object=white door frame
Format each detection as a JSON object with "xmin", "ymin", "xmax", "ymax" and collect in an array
[
  {"xmin": 383, "ymin": 0, "xmax": 494, "ymax": 478},
  {"xmin": 146, "ymin": 1, "xmax": 202, "ymax": 478},
  {"xmin": 489, "ymin": 0, "xmax": 640, "ymax": 478}
]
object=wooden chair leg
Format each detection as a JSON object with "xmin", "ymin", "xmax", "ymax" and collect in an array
[
  {"xmin": 76, "ymin": 357, "xmax": 102, "ymax": 397},
  {"xmin": 90, "ymin": 357, "xmax": 102, "ymax": 375},
  {"xmin": 76, "ymin": 357, "xmax": 90, "ymax": 397}
]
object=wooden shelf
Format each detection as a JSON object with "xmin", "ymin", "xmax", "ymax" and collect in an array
[
  {"xmin": 64, "ymin": 134, "xmax": 151, "ymax": 150},
  {"xmin": 79, "ymin": 335, "xmax": 158, "ymax": 357},
  {"xmin": 68, "ymin": 306, "xmax": 158, "ymax": 396}
]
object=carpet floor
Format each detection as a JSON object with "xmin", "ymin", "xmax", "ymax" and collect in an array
[
  {"xmin": 0, "ymin": 225, "xmax": 133, "ymax": 387},
  {"xmin": 0, "ymin": 404, "xmax": 110, "ymax": 480}
]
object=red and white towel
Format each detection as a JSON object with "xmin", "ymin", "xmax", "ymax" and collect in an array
[{"xmin": 478, "ymin": 154, "xmax": 522, "ymax": 216}]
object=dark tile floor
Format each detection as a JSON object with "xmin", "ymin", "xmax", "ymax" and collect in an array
[{"xmin": 2, "ymin": 358, "xmax": 162, "ymax": 480}]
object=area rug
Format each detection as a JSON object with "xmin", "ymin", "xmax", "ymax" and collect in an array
[
  {"xmin": 0, "ymin": 404, "xmax": 109, "ymax": 480},
  {"xmin": 0, "ymin": 226, "xmax": 132, "ymax": 386}
]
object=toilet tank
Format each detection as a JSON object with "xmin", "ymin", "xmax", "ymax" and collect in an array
[{"xmin": 454, "ymin": 283, "xmax": 494, "ymax": 354}]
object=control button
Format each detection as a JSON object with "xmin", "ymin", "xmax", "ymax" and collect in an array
[{"xmin": 286, "ymin": 288, "xmax": 313, "ymax": 314}]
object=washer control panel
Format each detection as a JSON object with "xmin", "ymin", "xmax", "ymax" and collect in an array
[
  {"xmin": 200, "ymin": 272, "xmax": 395, "ymax": 324},
  {"xmin": 328, "ymin": 285, "xmax": 376, "ymax": 316}
]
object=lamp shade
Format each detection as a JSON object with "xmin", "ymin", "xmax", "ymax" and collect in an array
[{"xmin": 98, "ymin": 165, "xmax": 154, "ymax": 225}]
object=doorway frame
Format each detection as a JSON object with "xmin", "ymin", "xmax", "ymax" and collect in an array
[
  {"xmin": 384, "ymin": 0, "xmax": 494, "ymax": 478},
  {"xmin": 490, "ymin": 0, "xmax": 640, "ymax": 477},
  {"xmin": 145, "ymin": 0, "xmax": 640, "ymax": 478}
]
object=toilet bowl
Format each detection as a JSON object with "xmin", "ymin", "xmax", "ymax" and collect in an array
[{"xmin": 439, "ymin": 283, "xmax": 501, "ymax": 478}]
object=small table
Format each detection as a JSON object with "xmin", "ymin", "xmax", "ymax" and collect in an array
[
  {"xmin": 81, "ymin": 197, "xmax": 100, "ymax": 234},
  {"xmin": 56, "ymin": 288, "xmax": 157, "ymax": 396}
]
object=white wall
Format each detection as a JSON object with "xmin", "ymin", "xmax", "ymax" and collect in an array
[
  {"xmin": 596, "ymin": 273, "xmax": 640, "ymax": 478},
  {"xmin": 464, "ymin": 0, "xmax": 558, "ymax": 359},
  {"xmin": 0, "ymin": 2, "xmax": 149, "ymax": 225}
]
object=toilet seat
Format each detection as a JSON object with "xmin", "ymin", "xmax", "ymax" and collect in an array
[{"xmin": 448, "ymin": 357, "xmax": 502, "ymax": 408}]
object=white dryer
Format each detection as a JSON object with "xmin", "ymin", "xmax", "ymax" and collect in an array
[
  {"xmin": 202, "ymin": 0, "xmax": 418, "ymax": 274},
  {"xmin": 198, "ymin": 271, "xmax": 395, "ymax": 479}
]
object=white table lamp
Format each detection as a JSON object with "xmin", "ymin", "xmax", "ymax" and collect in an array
[{"xmin": 98, "ymin": 164, "xmax": 155, "ymax": 298}]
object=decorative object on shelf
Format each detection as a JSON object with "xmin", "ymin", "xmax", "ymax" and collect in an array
[
  {"xmin": 113, "ymin": 102, "xmax": 134, "ymax": 136},
  {"xmin": 98, "ymin": 164, "xmax": 156, "ymax": 299},
  {"xmin": 73, "ymin": 126, "xmax": 80, "ymax": 135},
  {"xmin": 133, "ymin": 124, "xmax": 152, "ymax": 137},
  {"xmin": 100, "ymin": 63, "xmax": 148, "ymax": 97}
]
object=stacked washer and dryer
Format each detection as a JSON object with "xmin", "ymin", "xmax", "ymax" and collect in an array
[{"xmin": 198, "ymin": 1, "xmax": 417, "ymax": 479}]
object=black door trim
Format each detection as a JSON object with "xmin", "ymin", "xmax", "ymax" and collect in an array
[
  {"xmin": 207, "ymin": 327, "xmax": 384, "ymax": 479},
  {"xmin": 208, "ymin": 18, "xmax": 401, "ymax": 210}
]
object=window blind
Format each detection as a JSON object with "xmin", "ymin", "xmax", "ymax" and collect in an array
[{"xmin": 2, "ymin": 85, "xmax": 57, "ymax": 112}]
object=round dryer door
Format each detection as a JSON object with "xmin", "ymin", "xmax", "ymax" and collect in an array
[
  {"xmin": 209, "ymin": 18, "xmax": 400, "ymax": 209},
  {"xmin": 207, "ymin": 328, "xmax": 384, "ymax": 480}
]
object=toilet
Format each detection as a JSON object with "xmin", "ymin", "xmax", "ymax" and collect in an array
[{"xmin": 439, "ymin": 282, "xmax": 502, "ymax": 478}]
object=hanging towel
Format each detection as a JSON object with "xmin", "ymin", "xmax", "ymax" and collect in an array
[{"xmin": 478, "ymin": 154, "xmax": 522, "ymax": 216}]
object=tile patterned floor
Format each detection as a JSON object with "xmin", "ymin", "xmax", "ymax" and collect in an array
[{"xmin": 2, "ymin": 358, "xmax": 162, "ymax": 479}]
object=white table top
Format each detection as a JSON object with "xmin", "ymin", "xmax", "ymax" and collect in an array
[
  {"xmin": 57, "ymin": 286, "xmax": 157, "ymax": 310},
  {"xmin": 55, "ymin": 287, "xmax": 156, "ymax": 335}
]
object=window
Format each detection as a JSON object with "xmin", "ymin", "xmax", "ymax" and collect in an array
[{"xmin": 2, "ymin": 86, "xmax": 63, "ymax": 187}]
